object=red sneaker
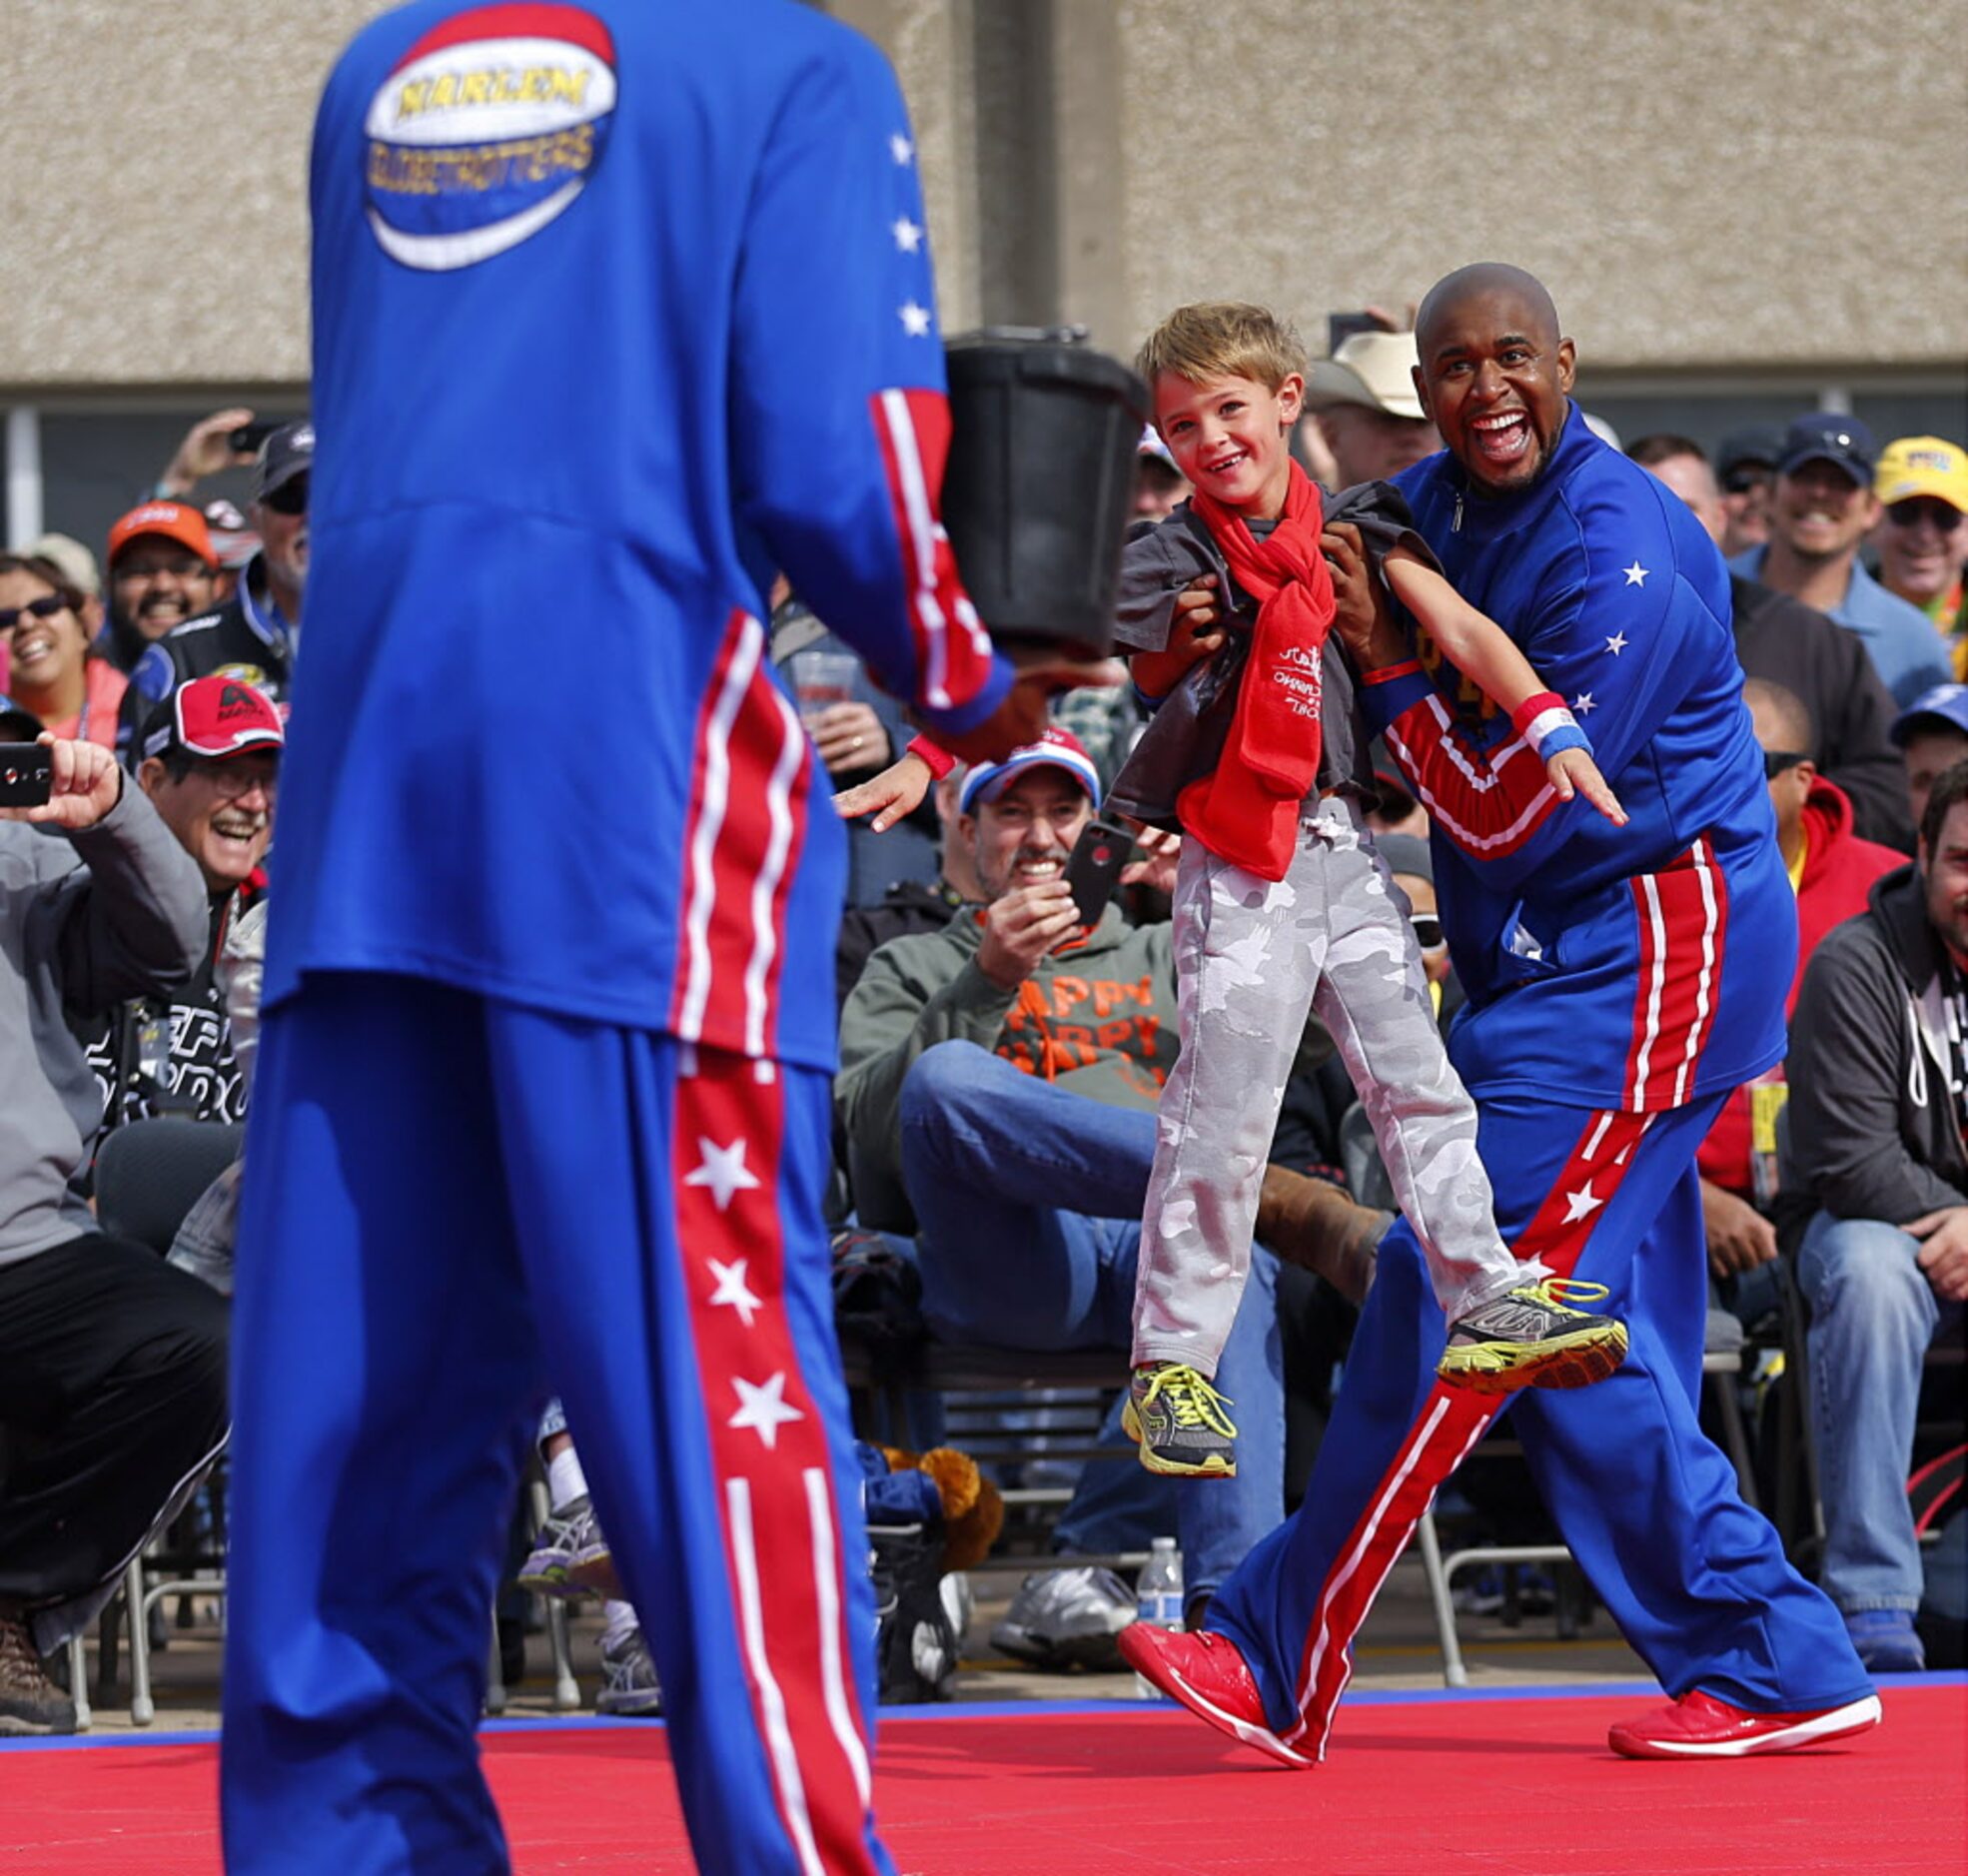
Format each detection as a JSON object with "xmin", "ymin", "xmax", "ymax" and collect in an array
[
  {"xmin": 1117, "ymin": 1622, "xmax": 1315, "ymax": 1768},
  {"xmin": 1608, "ymin": 1688, "xmax": 1882, "ymax": 1759}
]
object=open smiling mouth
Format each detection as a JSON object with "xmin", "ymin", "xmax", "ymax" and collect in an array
[{"xmin": 1470, "ymin": 413, "xmax": 1531, "ymax": 468}]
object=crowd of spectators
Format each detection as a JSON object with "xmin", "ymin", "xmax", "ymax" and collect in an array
[{"xmin": 1, "ymin": 348, "xmax": 1964, "ymax": 1733}]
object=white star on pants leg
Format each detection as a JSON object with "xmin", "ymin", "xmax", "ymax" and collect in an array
[
  {"xmin": 729, "ymin": 1373, "xmax": 804, "ymax": 1449},
  {"xmin": 707, "ymin": 1257, "xmax": 764, "ymax": 1329},
  {"xmin": 685, "ymin": 1137, "xmax": 762, "ymax": 1212},
  {"xmin": 1562, "ymin": 1180, "xmax": 1604, "ymax": 1224}
]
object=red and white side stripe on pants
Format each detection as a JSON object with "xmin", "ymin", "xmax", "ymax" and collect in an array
[
  {"xmin": 670, "ymin": 608, "xmax": 813, "ymax": 1060},
  {"xmin": 1278, "ymin": 1104, "xmax": 1657, "ymax": 1759},
  {"xmin": 1623, "ymin": 837, "xmax": 1728, "ymax": 1112},
  {"xmin": 870, "ymin": 387, "xmax": 995, "ymax": 714},
  {"xmin": 672, "ymin": 1053, "xmax": 880, "ymax": 1876}
]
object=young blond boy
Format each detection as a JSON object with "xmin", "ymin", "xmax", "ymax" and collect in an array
[{"xmin": 1110, "ymin": 303, "xmax": 1628, "ymax": 1477}]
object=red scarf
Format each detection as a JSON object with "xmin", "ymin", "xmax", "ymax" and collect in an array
[{"xmin": 1177, "ymin": 464, "xmax": 1334, "ymax": 880}]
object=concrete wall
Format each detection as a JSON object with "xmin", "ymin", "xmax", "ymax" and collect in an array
[
  {"xmin": 2, "ymin": 0, "xmax": 1962, "ymax": 391},
  {"xmin": 0, "ymin": 2, "xmax": 390, "ymax": 388},
  {"xmin": 1096, "ymin": 0, "xmax": 1968, "ymax": 370}
]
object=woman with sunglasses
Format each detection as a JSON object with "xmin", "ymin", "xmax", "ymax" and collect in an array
[{"xmin": 0, "ymin": 551, "xmax": 128, "ymax": 749}]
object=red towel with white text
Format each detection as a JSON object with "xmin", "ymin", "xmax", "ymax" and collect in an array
[{"xmin": 1177, "ymin": 463, "xmax": 1334, "ymax": 879}]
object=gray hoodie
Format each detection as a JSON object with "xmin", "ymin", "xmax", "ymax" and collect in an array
[
  {"xmin": 0, "ymin": 783, "xmax": 209, "ymax": 1266},
  {"xmin": 1785, "ymin": 862, "xmax": 1968, "ymax": 1226}
]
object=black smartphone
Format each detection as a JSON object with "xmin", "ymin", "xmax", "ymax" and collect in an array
[
  {"xmin": 1066, "ymin": 817, "xmax": 1133, "ymax": 926},
  {"xmin": 0, "ymin": 742, "xmax": 53, "ymax": 808},
  {"xmin": 1327, "ymin": 311, "xmax": 1384, "ymax": 354},
  {"xmin": 228, "ymin": 420, "xmax": 279, "ymax": 455}
]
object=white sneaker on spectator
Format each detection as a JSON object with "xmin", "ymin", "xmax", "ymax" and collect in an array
[
  {"xmin": 595, "ymin": 1626, "xmax": 663, "ymax": 1717},
  {"xmin": 989, "ymin": 1566, "xmax": 1134, "ymax": 1671}
]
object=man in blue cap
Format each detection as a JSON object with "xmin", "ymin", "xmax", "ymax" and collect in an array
[
  {"xmin": 1731, "ymin": 413, "xmax": 1950, "ymax": 707},
  {"xmin": 1891, "ymin": 681, "xmax": 1968, "ymax": 832}
]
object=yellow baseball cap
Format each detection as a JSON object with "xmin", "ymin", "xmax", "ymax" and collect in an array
[{"xmin": 1875, "ymin": 436, "xmax": 1968, "ymax": 514}]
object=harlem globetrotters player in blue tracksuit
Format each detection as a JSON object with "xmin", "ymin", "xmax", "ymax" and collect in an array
[
  {"xmin": 1124, "ymin": 266, "xmax": 1880, "ymax": 1764},
  {"xmin": 216, "ymin": 5, "xmax": 1086, "ymax": 1871}
]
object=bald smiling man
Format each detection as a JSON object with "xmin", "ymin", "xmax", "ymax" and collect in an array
[{"xmin": 1125, "ymin": 264, "xmax": 1881, "ymax": 1766}]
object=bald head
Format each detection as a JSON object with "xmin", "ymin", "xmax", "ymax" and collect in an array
[
  {"xmin": 1743, "ymin": 677, "xmax": 1816, "ymax": 859},
  {"xmin": 1410, "ymin": 264, "xmax": 1575, "ymax": 499},
  {"xmin": 1416, "ymin": 264, "xmax": 1559, "ymax": 359},
  {"xmin": 1742, "ymin": 677, "xmax": 1814, "ymax": 755}
]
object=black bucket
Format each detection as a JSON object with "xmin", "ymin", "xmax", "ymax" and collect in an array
[{"xmin": 941, "ymin": 327, "xmax": 1149, "ymax": 658}]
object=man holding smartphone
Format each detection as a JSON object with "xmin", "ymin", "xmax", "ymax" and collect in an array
[{"xmin": 0, "ymin": 724, "xmax": 226, "ymax": 1734}]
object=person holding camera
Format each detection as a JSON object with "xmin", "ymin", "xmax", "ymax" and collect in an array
[{"xmin": 0, "ymin": 720, "xmax": 227, "ymax": 1734}]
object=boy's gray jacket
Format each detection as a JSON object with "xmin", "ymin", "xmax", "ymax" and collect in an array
[
  {"xmin": 0, "ymin": 785, "xmax": 209, "ymax": 1266},
  {"xmin": 1105, "ymin": 480, "xmax": 1426, "ymax": 830},
  {"xmin": 1785, "ymin": 862, "xmax": 1968, "ymax": 1222}
]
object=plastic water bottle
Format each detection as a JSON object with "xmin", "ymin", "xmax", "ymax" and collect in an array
[{"xmin": 1133, "ymin": 1536, "xmax": 1183, "ymax": 1699}]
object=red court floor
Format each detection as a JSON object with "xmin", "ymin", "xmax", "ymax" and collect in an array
[{"xmin": 5, "ymin": 1680, "xmax": 1963, "ymax": 1874}]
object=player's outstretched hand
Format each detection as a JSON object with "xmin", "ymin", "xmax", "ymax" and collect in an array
[
  {"xmin": 1119, "ymin": 824, "xmax": 1181, "ymax": 896},
  {"xmin": 1546, "ymin": 747, "xmax": 1626, "ymax": 827},
  {"xmin": 834, "ymin": 746, "xmax": 932, "ymax": 832},
  {"xmin": 0, "ymin": 734, "xmax": 122, "ymax": 830},
  {"xmin": 925, "ymin": 648, "xmax": 1124, "ymax": 768}
]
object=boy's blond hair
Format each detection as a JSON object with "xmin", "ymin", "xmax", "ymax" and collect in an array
[{"xmin": 1133, "ymin": 302, "xmax": 1309, "ymax": 402}]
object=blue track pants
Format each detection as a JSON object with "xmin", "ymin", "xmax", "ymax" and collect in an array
[
  {"xmin": 220, "ymin": 973, "xmax": 891, "ymax": 1876},
  {"xmin": 1209, "ymin": 1093, "xmax": 1872, "ymax": 1760}
]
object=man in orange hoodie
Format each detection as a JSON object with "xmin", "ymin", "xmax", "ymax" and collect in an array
[{"xmin": 1697, "ymin": 678, "xmax": 1903, "ymax": 1283}]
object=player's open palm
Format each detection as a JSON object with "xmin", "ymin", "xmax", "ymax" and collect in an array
[{"xmin": 1546, "ymin": 747, "xmax": 1626, "ymax": 827}]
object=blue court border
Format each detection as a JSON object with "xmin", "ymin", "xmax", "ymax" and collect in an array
[{"xmin": 5, "ymin": 1670, "xmax": 1960, "ymax": 1753}]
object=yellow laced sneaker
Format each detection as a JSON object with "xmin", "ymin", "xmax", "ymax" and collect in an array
[
  {"xmin": 1438, "ymin": 1277, "xmax": 1628, "ymax": 1396},
  {"xmin": 1123, "ymin": 1362, "xmax": 1238, "ymax": 1477}
]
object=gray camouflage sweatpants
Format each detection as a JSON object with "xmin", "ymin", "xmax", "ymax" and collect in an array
[{"xmin": 1132, "ymin": 793, "xmax": 1530, "ymax": 1375}]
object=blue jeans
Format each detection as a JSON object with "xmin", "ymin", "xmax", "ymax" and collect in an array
[
  {"xmin": 1797, "ymin": 1210, "xmax": 1965, "ymax": 1611},
  {"xmin": 897, "ymin": 1041, "xmax": 1285, "ymax": 1597}
]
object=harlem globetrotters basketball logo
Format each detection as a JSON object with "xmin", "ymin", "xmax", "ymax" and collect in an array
[{"xmin": 363, "ymin": 4, "xmax": 617, "ymax": 271}]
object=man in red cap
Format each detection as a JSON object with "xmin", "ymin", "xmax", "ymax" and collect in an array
[
  {"xmin": 77, "ymin": 676, "xmax": 283, "ymax": 1136},
  {"xmin": 100, "ymin": 502, "xmax": 219, "ymax": 674}
]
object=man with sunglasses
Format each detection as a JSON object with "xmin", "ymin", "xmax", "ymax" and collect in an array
[
  {"xmin": 1713, "ymin": 427, "xmax": 1781, "ymax": 559},
  {"xmin": 1871, "ymin": 436, "xmax": 1968, "ymax": 656},
  {"xmin": 1695, "ymin": 680, "xmax": 1902, "ymax": 1292},
  {"xmin": 118, "ymin": 424, "xmax": 311, "ymax": 755}
]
